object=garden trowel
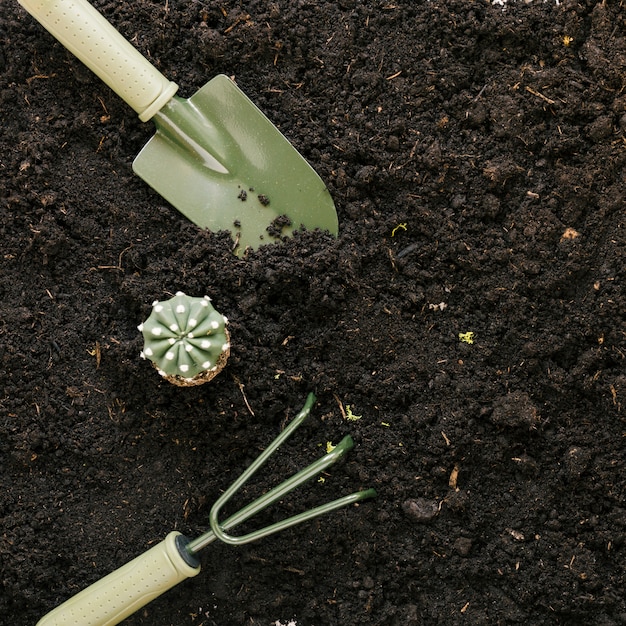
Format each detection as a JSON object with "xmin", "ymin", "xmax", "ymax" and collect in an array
[{"xmin": 18, "ymin": 0, "xmax": 338, "ymax": 254}]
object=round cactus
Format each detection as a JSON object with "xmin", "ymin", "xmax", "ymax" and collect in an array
[{"xmin": 138, "ymin": 291, "xmax": 230, "ymax": 386}]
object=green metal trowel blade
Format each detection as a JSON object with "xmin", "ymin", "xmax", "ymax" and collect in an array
[{"xmin": 132, "ymin": 74, "xmax": 338, "ymax": 254}]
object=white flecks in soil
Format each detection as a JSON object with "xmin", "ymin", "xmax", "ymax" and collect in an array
[{"xmin": 492, "ymin": 0, "xmax": 560, "ymax": 6}]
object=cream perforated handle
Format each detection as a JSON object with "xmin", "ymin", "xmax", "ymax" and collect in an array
[
  {"xmin": 18, "ymin": 0, "xmax": 178, "ymax": 121},
  {"xmin": 36, "ymin": 532, "xmax": 201, "ymax": 626}
]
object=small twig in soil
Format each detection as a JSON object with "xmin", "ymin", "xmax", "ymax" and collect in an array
[
  {"xmin": 333, "ymin": 393, "xmax": 347, "ymax": 420},
  {"xmin": 96, "ymin": 245, "xmax": 133, "ymax": 271},
  {"xmin": 388, "ymin": 248, "xmax": 398, "ymax": 272},
  {"xmin": 525, "ymin": 85, "xmax": 555, "ymax": 105},
  {"xmin": 224, "ymin": 13, "xmax": 251, "ymax": 34},
  {"xmin": 234, "ymin": 376, "xmax": 255, "ymax": 416},
  {"xmin": 473, "ymin": 84, "xmax": 488, "ymax": 101},
  {"xmin": 26, "ymin": 73, "xmax": 56, "ymax": 84}
]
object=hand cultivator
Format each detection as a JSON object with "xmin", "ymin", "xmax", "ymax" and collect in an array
[{"xmin": 37, "ymin": 394, "xmax": 376, "ymax": 626}]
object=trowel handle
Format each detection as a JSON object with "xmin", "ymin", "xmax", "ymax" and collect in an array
[
  {"xmin": 36, "ymin": 532, "xmax": 201, "ymax": 626},
  {"xmin": 18, "ymin": 0, "xmax": 178, "ymax": 121}
]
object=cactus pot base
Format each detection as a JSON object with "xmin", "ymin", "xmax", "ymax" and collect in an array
[{"xmin": 157, "ymin": 329, "xmax": 231, "ymax": 387}]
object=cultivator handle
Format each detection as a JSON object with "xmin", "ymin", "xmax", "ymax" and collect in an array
[
  {"xmin": 18, "ymin": 0, "xmax": 178, "ymax": 121},
  {"xmin": 36, "ymin": 532, "xmax": 200, "ymax": 626}
]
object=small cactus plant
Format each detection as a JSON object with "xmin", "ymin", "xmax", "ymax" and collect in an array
[{"xmin": 138, "ymin": 291, "xmax": 230, "ymax": 387}]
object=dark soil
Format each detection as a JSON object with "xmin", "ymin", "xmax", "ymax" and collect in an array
[{"xmin": 2, "ymin": 1, "xmax": 626, "ymax": 624}]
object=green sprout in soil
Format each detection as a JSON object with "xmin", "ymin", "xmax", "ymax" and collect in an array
[
  {"xmin": 391, "ymin": 223, "xmax": 407, "ymax": 237},
  {"xmin": 138, "ymin": 291, "xmax": 230, "ymax": 387},
  {"xmin": 458, "ymin": 331, "xmax": 475, "ymax": 345},
  {"xmin": 345, "ymin": 405, "xmax": 362, "ymax": 421}
]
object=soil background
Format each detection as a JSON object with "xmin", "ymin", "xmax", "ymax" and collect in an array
[{"xmin": 2, "ymin": 1, "xmax": 626, "ymax": 624}]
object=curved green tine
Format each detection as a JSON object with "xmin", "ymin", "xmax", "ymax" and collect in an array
[{"xmin": 234, "ymin": 487, "xmax": 377, "ymax": 545}]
